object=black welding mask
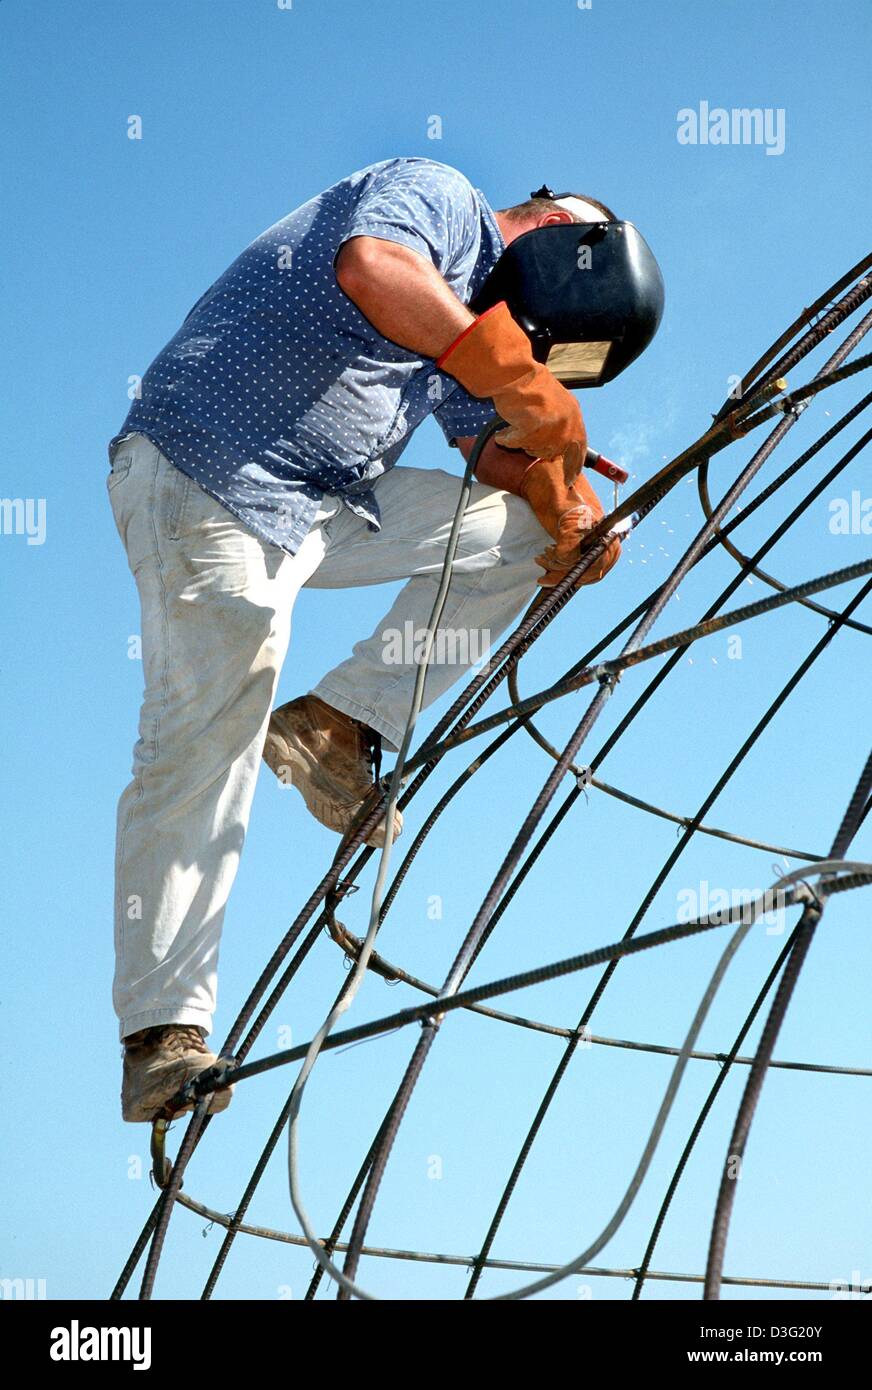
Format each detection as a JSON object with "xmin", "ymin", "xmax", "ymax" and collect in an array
[{"xmin": 470, "ymin": 204, "xmax": 664, "ymax": 388}]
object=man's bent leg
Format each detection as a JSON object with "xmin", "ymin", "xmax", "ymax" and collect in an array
[
  {"xmin": 306, "ymin": 466, "xmax": 551, "ymax": 751},
  {"xmin": 107, "ymin": 436, "xmax": 328, "ymax": 1042}
]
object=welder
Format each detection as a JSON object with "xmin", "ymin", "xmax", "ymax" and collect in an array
[{"xmin": 107, "ymin": 157, "xmax": 640, "ymax": 1121}]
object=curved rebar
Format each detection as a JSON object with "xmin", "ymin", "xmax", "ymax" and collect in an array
[
  {"xmin": 703, "ymin": 751, "xmax": 872, "ymax": 1298},
  {"xmin": 335, "ymin": 304, "xmax": 872, "ymax": 1295},
  {"xmin": 113, "ymin": 255, "xmax": 872, "ymax": 1303}
]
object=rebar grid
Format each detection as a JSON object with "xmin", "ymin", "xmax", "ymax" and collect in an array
[{"xmin": 111, "ymin": 257, "xmax": 872, "ymax": 1304}]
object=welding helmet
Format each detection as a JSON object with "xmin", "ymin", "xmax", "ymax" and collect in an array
[{"xmin": 471, "ymin": 185, "xmax": 664, "ymax": 388}]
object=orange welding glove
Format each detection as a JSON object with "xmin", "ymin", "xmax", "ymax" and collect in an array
[
  {"xmin": 525, "ymin": 459, "xmax": 622, "ymax": 588},
  {"xmin": 436, "ymin": 301, "xmax": 587, "ymax": 468},
  {"xmin": 476, "ymin": 449, "xmax": 622, "ymax": 589}
]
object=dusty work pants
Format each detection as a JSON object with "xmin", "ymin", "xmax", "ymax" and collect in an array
[{"xmin": 107, "ymin": 432, "xmax": 553, "ymax": 1041}]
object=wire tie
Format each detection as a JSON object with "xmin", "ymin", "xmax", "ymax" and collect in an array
[
  {"xmin": 593, "ymin": 664, "xmax": 620, "ymax": 691},
  {"xmin": 332, "ymin": 878, "xmax": 360, "ymax": 903},
  {"xmin": 792, "ymin": 878, "xmax": 824, "ymax": 914}
]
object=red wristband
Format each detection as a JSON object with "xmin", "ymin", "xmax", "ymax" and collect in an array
[{"xmin": 435, "ymin": 301, "xmax": 507, "ymax": 369}]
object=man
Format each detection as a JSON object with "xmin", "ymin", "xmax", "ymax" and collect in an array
[{"xmin": 107, "ymin": 156, "xmax": 621, "ymax": 1122}]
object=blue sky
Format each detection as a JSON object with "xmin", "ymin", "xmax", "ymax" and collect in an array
[{"xmin": 1, "ymin": 0, "xmax": 871, "ymax": 1302}]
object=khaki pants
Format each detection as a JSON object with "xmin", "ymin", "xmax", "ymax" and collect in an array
[{"xmin": 107, "ymin": 432, "xmax": 552, "ymax": 1040}]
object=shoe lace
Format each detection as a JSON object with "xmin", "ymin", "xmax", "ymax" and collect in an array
[{"xmin": 161, "ymin": 1025, "xmax": 209, "ymax": 1058}]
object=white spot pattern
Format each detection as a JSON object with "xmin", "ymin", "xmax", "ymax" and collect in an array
[{"xmin": 110, "ymin": 157, "xmax": 505, "ymax": 554}]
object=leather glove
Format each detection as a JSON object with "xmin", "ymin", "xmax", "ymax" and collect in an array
[
  {"xmin": 520, "ymin": 456, "xmax": 622, "ymax": 588},
  {"xmin": 437, "ymin": 301, "xmax": 587, "ymax": 468},
  {"xmin": 475, "ymin": 448, "xmax": 622, "ymax": 589},
  {"xmin": 534, "ymin": 521, "xmax": 623, "ymax": 589}
]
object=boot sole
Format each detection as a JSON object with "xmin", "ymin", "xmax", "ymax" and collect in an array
[{"xmin": 121, "ymin": 1083, "xmax": 234, "ymax": 1124}]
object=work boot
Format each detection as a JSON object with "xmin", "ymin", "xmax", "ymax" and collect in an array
[
  {"xmin": 262, "ymin": 694, "xmax": 403, "ymax": 848},
  {"xmin": 121, "ymin": 1024, "xmax": 234, "ymax": 1123}
]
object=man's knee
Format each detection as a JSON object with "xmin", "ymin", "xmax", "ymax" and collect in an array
[{"xmin": 468, "ymin": 485, "xmax": 550, "ymax": 567}]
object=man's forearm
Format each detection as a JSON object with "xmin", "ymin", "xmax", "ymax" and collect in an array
[
  {"xmin": 455, "ymin": 435, "xmax": 531, "ymax": 490},
  {"xmin": 335, "ymin": 235, "xmax": 473, "ymax": 358}
]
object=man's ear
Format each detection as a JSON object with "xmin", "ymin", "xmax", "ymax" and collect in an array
[{"xmin": 536, "ymin": 209, "xmax": 575, "ymax": 228}]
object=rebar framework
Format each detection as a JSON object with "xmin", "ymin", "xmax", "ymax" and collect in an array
[{"xmin": 112, "ymin": 255, "xmax": 872, "ymax": 1303}]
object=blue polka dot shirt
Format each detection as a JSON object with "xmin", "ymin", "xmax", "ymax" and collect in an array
[{"xmin": 110, "ymin": 157, "xmax": 506, "ymax": 554}]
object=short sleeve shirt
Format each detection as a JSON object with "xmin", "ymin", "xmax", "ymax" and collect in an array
[{"xmin": 110, "ymin": 157, "xmax": 506, "ymax": 554}]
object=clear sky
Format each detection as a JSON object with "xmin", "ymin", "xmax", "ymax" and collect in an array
[{"xmin": 2, "ymin": 0, "xmax": 871, "ymax": 1302}]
